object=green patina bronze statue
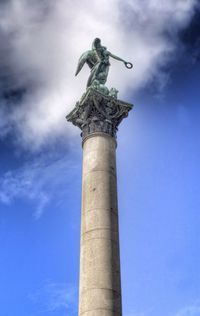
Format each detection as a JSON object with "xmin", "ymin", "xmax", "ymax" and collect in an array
[
  {"xmin": 75, "ymin": 38, "xmax": 133, "ymax": 90},
  {"xmin": 67, "ymin": 38, "xmax": 133, "ymax": 140}
]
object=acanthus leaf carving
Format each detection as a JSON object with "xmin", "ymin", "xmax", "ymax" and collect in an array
[{"xmin": 66, "ymin": 87, "xmax": 133, "ymax": 141}]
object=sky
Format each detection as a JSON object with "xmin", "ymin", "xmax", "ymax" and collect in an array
[{"xmin": 0, "ymin": 0, "xmax": 200, "ymax": 315}]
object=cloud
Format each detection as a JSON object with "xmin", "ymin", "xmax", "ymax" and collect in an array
[
  {"xmin": 0, "ymin": 0, "xmax": 199, "ymax": 150},
  {"xmin": 175, "ymin": 302, "xmax": 200, "ymax": 316},
  {"xmin": 29, "ymin": 281, "xmax": 77, "ymax": 314},
  {"xmin": 0, "ymin": 160, "xmax": 49, "ymax": 219},
  {"xmin": 0, "ymin": 151, "xmax": 79, "ymax": 219}
]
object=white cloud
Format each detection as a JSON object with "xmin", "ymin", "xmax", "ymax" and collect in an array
[
  {"xmin": 29, "ymin": 281, "xmax": 77, "ymax": 314},
  {"xmin": 174, "ymin": 302, "xmax": 200, "ymax": 316},
  {"xmin": 0, "ymin": 152, "xmax": 79, "ymax": 219},
  {"xmin": 0, "ymin": 161, "xmax": 49, "ymax": 219},
  {"xmin": 0, "ymin": 103, "xmax": 11, "ymax": 139},
  {"xmin": 0, "ymin": 0, "xmax": 198, "ymax": 149}
]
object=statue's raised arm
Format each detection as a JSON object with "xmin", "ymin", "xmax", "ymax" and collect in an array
[
  {"xmin": 108, "ymin": 52, "xmax": 133, "ymax": 69},
  {"xmin": 75, "ymin": 38, "xmax": 133, "ymax": 96}
]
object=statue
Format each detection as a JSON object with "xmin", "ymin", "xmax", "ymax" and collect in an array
[
  {"xmin": 67, "ymin": 38, "xmax": 133, "ymax": 140},
  {"xmin": 75, "ymin": 38, "xmax": 133, "ymax": 89}
]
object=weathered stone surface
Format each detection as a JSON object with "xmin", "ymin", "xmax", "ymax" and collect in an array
[{"xmin": 79, "ymin": 134, "xmax": 122, "ymax": 316}]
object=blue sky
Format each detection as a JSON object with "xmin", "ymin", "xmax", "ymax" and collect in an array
[{"xmin": 0, "ymin": 1, "xmax": 200, "ymax": 316}]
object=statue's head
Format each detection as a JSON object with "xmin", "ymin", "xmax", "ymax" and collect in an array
[
  {"xmin": 98, "ymin": 72, "xmax": 106, "ymax": 84},
  {"xmin": 92, "ymin": 38, "xmax": 101, "ymax": 50},
  {"xmin": 91, "ymin": 79, "xmax": 100, "ymax": 88}
]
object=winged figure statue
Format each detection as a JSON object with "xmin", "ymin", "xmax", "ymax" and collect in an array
[{"xmin": 75, "ymin": 38, "xmax": 133, "ymax": 88}]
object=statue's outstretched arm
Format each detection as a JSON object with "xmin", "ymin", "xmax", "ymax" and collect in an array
[
  {"xmin": 109, "ymin": 52, "xmax": 126, "ymax": 62},
  {"xmin": 109, "ymin": 52, "xmax": 133, "ymax": 69}
]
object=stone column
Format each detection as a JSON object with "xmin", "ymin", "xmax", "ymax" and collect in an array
[
  {"xmin": 80, "ymin": 133, "xmax": 121, "ymax": 315},
  {"xmin": 66, "ymin": 88, "xmax": 132, "ymax": 316}
]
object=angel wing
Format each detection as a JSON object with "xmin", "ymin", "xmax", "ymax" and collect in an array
[{"xmin": 75, "ymin": 50, "xmax": 97, "ymax": 76}]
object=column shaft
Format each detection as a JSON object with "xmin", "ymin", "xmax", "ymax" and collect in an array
[{"xmin": 79, "ymin": 133, "xmax": 122, "ymax": 316}]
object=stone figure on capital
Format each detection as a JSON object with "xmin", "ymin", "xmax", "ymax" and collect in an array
[
  {"xmin": 67, "ymin": 38, "xmax": 133, "ymax": 141},
  {"xmin": 75, "ymin": 37, "xmax": 133, "ymax": 92}
]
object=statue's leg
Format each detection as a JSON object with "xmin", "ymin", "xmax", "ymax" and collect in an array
[
  {"xmin": 104, "ymin": 64, "xmax": 109, "ymax": 81},
  {"xmin": 87, "ymin": 63, "xmax": 100, "ymax": 87},
  {"xmin": 96, "ymin": 63, "xmax": 109, "ymax": 84}
]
